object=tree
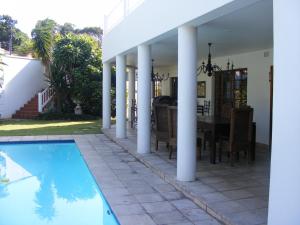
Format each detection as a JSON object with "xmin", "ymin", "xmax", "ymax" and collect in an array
[
  {"xmin": 51, "ymin": 33, "xmax": 102, "ymax": 115},
  {"xmin": 0, "ymin": 15, "xmax": 16, "ymax": 51},
  {"xmin": 13, "ymin": 38, "xmax": 34, "ymax": 56},
  {"xmin": 59, "ymin": 23, "xmax": 75, "ymax": 35},
  {"xmin": 75, "ymin": 27, "xmax": 103, "ymax": 45},
  {"xmin": 31, "ymin": 19, "xmax": 57, "ymax": 78},
  {"xmin": 13, "ymin": 29, "xmax": 33, "ymax": 56},
  {"xmin": 0, "ymin": 15, "xmax": 34, "ymax": 56}
]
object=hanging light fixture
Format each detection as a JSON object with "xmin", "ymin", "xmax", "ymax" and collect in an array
[
  {"xmin": 197, "ymin": 43, "xmax": 222, "ymax": 77},
  {"xmin": 151, "ymin": 59, "xmax": 169, "ymax": 98},
  {"xmin": 151, "ymin": 59, "xmax": 169, "ymax": 82}
]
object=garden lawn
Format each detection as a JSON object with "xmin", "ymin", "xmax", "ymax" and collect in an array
[{"xmin": 0, "ymin": 119, "xmax": 102, "ymax": 136}]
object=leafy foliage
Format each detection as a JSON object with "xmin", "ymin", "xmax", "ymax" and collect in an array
[
  {"xmin": 59, "ymin": 23, "xmax": 75, "ymax": 35},
  {"xmin": 51, "ymin": 33, "xmax": 102, "ymax": 115},
  {"xmin": 31, "ymin": 19, "xmax": 57, "ymax": 65},
  {"xmin": 59, "ymin": 24, "xmax": 103, "ymax": 44},
  {"xmin": 0, "ymin": 15, "xmax": 33, "ymax": 55},
  {"xmin": 13, "ymin": 37, "xmax": 34, "ymax": 56},
  {"xmin": 0, "ymin": 15, "xmax": 16, "ymax": 50},
  {"xmin": 75, "ymin": 27, "xmax": 102, "ymax": 43}
]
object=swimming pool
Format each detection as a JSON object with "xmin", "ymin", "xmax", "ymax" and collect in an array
[{"xmin": 0, "ymin": 140, "xmax": 119, "ymax": 225}]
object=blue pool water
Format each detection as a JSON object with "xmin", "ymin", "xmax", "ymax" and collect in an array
[{"xmin": 0, "ymin": 140, "xmax": 119, "ymax": 225}]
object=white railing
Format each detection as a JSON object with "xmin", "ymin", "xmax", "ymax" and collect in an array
[
  {"xmin": 38, "ymin": 86, "xmax": 54, "ymax": 113},
  {"xmin": 104, "ymin": 0, "xmax": 145, "ymax": 34}
]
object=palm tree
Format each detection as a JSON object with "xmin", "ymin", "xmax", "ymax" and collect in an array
[{"xmin": 31, "ymin": 19, "xmax": 57, "ymax": 79}]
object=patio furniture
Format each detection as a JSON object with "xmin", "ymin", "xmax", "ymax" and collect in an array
[
  {"xmin": 152, "ymin": 96, "xmax": 176, "ymax": 127},
  {"xmin": 218, "ymin": 107, "xmax": 254, "ymax": 165},
  {"xmin": 221, "ymin": 104, "xmax": 232, "ymax": 119},
  {"xmin": 168, "ymin": 106, "xmax": 202, "ymax": 159},
  {"xmin": 198, "ymin": 100, "xmax": 211, "ymax": 152},
  {"xmin": 198, "ymin": 114, "xmax": 256, "ymax": 164},
  {"xmin": 152, "ymin": 96, "xmax": 174, "ymax": 105},
  {"xmin": 203, "ymin": 100, "xmax": 210, "ymax": 115},
  {"xmin": 153, "ymin": 104, "xmax": 170, "ymax": 151},
  {"xmin": 198, "ymin": 116, "xmax": 229, "ymax": 163},
  {"xmin": 167, "ymin": 106, "xmax": 177, "ymax": 159},
  {"xmin": 197, "ymin": 104, "xmax": 204, "ymax": 115}
]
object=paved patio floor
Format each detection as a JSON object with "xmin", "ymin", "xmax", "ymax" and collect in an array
[
  {"xmin": 0, "ymin": 134, "xmax": 221, "ymax": 225},
  {"xmin": 102, "ymin": 126, "xmax": 270, "ymax": 225}
]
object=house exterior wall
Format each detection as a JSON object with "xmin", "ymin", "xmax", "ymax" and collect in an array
[
  {"xmin": 0, "ymin": 55, "xmax": 46, "ymax": 118},
  {"xmin": 158, "ymin": 48, "xmax": 273, "ymax": 145},
  {"xmin": 103, "ymin": 0, "xmax": 262, "ymax": 62}
]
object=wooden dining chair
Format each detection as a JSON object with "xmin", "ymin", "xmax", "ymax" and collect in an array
[
  {"xmin": 203, "ymin": 100, "xmax": 210, "ymax": 115},
  {"xmin": 153, "ymin": 104, "xmax": 170, "ymax": 151},
  {"xmin": 168, "ymin": 106, "xmax": 203, "ymax": 159},
  {"xmin": 197, "ymin": 104, "xmax": 204, "ymax": 115},
  {"xmin": 218, "ymin": 107, "xmax": 253, "ymax": 166},
  {"xmin": 221, "ymin": 104, "xmax": 232, "ymax": 119}
]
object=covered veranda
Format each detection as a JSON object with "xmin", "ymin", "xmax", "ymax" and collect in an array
[
  {"xmin": 103, "ymin": 124, "xmax": 269, "ymax": 225},
  {"xmin": 102, "ymin": 0, "xmax": 300, "ymax": 224}
]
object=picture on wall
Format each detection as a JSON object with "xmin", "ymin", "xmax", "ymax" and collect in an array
[{"xmin": 197, "ymin": 81, "xmax": 206, "ymax": 98}]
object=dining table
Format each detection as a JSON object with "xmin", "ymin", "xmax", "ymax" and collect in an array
[{"xmin": 197, "ymin": 115, "xmax": 256, "ymax": 164}]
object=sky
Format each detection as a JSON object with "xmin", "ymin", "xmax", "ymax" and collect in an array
[{"xmin": 0, "ymin": 0, "xmax": 120, "ymax": 36}]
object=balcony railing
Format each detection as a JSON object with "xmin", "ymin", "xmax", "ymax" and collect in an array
[{"xmin": 104, "ymin": 0, "xmax": 145, "ymax": 34}]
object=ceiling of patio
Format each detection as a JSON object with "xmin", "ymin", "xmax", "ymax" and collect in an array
[{"xmin": 125, "ymin": 0, "xmax": 273, "ymax": 67}]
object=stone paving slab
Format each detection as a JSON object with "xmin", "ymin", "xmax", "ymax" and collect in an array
[
  {"xmin": 0, "ymin": 134, "xmax": 222, "ymax": 225},
  {"xmin": 102, "ymin": 127, "xmax": 270, "ymax": 225}
]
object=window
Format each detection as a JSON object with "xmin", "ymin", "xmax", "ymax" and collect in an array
[{"xmin": 154, "ymin": 80, "xmax": 162, "ymax": 97}]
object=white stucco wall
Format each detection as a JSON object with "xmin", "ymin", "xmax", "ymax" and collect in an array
[
  {"xmin": 103, "ymin": 0, "xmax": 262, "ymax": 62},
  {"xmin": 158, "ymin": 48, "xmax": 273, "ymax": 145},
  {"xmin": 0, "ymin": 55, "xmax": 46, "ymax": 118}
]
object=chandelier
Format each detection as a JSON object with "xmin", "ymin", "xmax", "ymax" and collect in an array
[
  {"xmin": 151, "ymin": 59, "xmax": 169, "ymax": 98},
  {"xmin": 151, "ymin": 59, "xmax": 169, "ymax": 82},
  {"xmin": 197, "ymin": 43, "xmax": 222, "ymax": 77}
]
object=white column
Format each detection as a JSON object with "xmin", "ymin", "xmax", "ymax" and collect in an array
[
  {"xmin": 177, "ymin": 26, "xmax": 197, "ymax": 181},
  {"xmin": 268, "ymin": 1, "xmax": 300, "ymax": 225},
  {"xmin": 116, "ymin": 55, "xmax": 126, "ymax": 138},
  {"xmin": 127, "ymin": 67, "xmax": 136, "ymax": 121},
  {"xmin": 103, "ymin": 63, "xmax": 111, "ymax": 129},
  {"xmin": 137, "ymin": 44, "xmax": 151, "ymax": 154}
]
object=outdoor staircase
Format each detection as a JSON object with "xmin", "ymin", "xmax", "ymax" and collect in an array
[
  {"xmin": 12, "ymin": 86, "xmax": 54, "ymax": 119},
  {"xmin": 12, "ymin": 95, "xmax": 39, "ymax": 119}
]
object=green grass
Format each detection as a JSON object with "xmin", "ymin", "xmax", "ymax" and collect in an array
[{"xmin": 0, "ymin": 119, "xmax": 102, "ymax": 136}]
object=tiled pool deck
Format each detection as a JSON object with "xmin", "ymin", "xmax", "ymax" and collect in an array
[
  {"xmin": 0, "ymin": 134, "xmax": 221, "ymax": 225},
  {"xmin": 102, "ymin": 126, "xmax": 270, "ymax": 225}
]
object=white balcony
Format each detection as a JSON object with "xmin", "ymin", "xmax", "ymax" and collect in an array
[{"xmin": 104, "ymin": 0, "xmax": 145, "ymax": 34}]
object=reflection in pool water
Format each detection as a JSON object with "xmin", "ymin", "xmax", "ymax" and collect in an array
[{"xmin": 0, "ymin": 141, "xmax": 119, "ymax": 225}]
